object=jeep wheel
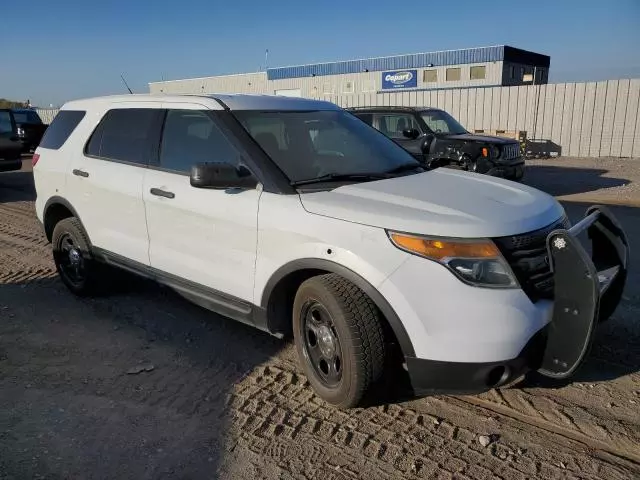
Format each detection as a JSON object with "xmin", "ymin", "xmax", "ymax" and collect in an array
[
  {"xmin": 52, "ymin": 218, "xmax": 103, "ymax": 296},
  {"xmin": 293, "ymin": 274, "xmax": 385, "ymax": 408}
]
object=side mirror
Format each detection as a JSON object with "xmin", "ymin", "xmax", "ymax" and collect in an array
[
  {"xmin": 402, "ymin": 128, "xmax": 421, "ymax": 140},
  {"xmin": 190, "ymin": 162, "xmax": 258, "ymax": 190},
  {"xmin": 420, "ymin": 134, "xmax": 435, "ymax": 153}
]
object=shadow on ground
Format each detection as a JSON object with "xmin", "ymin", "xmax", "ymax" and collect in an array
[
  {"xmin": 0, "ymin": 273, "xmax": 288, "ymax": 479},
  {"xmin": 523, "ymin": 163, "xmax": 630, "ymax": 197}
]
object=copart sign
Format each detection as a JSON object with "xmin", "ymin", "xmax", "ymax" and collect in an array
[{"xmin": 381, "ymin": 70, "xmax": 418, "ymax": 90}]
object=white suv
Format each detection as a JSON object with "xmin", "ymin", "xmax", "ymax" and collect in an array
[{"xmin": 33, "ymin": 94, "xmax": 628, "ymax": 408}]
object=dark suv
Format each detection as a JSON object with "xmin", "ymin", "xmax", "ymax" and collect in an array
[
  {"xmin": 0, "ymin": 109, "xmax": 23, "ymax": 172},
  {"xmin": 348, "ymin": 106, "xmax": 524, "ymax": 181}
]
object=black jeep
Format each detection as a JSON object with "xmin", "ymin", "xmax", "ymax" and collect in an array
[{"xmin": 348, "ymin": 106, "xmax": 524, "ymax": 181}]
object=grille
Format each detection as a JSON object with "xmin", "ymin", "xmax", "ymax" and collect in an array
[
  {"xmin": 493, "ymin": 216, "xmax": 571, "ymax": 302},
  {"xmin": 501, "ymin": 143, "xmax": 521, "ymax": 160}
]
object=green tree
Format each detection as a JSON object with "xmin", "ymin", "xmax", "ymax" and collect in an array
[{"xmin": 0, "ymin": 98, "xmax": 27, "ymax": 108}]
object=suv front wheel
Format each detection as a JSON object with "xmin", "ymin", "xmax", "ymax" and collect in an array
[{"xmin": 293, "ymin": 274, "xmax": 385, "ymax": 408}]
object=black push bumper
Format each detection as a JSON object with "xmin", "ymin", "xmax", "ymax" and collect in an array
[{"xmin": 406, "ymin": 205, "xmax": 629, "ymax": 395}]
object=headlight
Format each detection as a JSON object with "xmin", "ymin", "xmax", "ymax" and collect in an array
[
  {"xmin": 387, "ymin": 231, "xmax": 518, "ymax": 288},
  {"xmin": 490, "ymin": 145, "xmax": 501, "ymax": 159}
]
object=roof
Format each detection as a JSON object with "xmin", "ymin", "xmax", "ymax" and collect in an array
[
  {"xmin": 266, "ymin": 45, "xmax": 550, "ymax": 80},
  {"xmin": 61, "ymin": 93, "xmax": 340, "ymax": 112},
  {"xmin": 347, "ymin": 106, "xmax": 439, "ymax": 112},
  {"xmin": 214, "ymin": 94, "xmax": 339, "ymax": 111}
]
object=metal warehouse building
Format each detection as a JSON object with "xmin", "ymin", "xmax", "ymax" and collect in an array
[{"xmin": 149, "ymin": 45, "xmax": 550, "ymax": 97}]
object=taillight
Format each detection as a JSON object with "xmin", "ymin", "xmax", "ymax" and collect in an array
[{"xmin": 32, "ymin": 153, "xmax": 40, "ymax": 167}]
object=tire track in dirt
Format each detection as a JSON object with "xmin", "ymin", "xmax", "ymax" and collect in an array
[
  {"xmin": 476, "ymin": 386, "xmax": 640, "ymax": 454},
  {"xmin": 223, "ymin": 364, "xmax": 637, "ymax": 479},
  {"xmin": 2, "ymin": 199, "xmax": 640, "ymax": 479},
  {"xmin": 454, "ymin": 394, "xmax": 640, "ymax": 465}
]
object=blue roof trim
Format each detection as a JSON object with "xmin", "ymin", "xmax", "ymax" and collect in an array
[{"xmin": 267, "ymin": 46, "xmax": 508, "ymax": 80}]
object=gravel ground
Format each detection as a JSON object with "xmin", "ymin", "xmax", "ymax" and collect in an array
[{"xmin": 0, "ymin": 157, "xmax": 639, "ymax": 479}]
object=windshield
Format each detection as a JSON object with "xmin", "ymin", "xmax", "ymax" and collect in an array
[
  {"xmin": 234, "ymin": 110, "xmax": 419, "ymax": 183},
  {"xmin": 420, "ymin": 110, "xmax": 467, "ymax": 135}
]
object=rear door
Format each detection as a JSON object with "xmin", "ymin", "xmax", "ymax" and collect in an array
[
  {"xmin": 0, "ymin": 110, "xmax": 21, "ymax": 161},
  {"xmin": 142, "ymin": 103, "xmax": 260, "ymax": 302},
  {"xmin": 66, "ymin": 103, "xmax": 163, "ymax": 265}
]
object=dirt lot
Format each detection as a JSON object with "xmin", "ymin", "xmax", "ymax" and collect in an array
[{"xmin": 1, "ymin": 157, "xmax": 639, "ymax": 480}]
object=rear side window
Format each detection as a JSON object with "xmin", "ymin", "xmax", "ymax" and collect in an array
[
  {"xmin": 39, "ymin": 110, "xmax": 86, "ymax": 150},
  {"xmin": 86, "ymin": 108, "xmax": 160, "ymax": 165},
  {"xmin": 13, "ymin": 111, "xmax": 42, "ymax": 124},
  {"xmin": 0, "ymin": 111, "xmax": 13, "ymax": 135}
]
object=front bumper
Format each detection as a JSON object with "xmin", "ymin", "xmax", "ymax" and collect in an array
[
  {"xmin": 0, "ymin": 158, "xmax": 23, "ymax": 172},
  {"xmin": 403, "ymin": 205, "xmax": 629, "ymax": 395},
  {"xmin": 485, "ymin": 156, "xmax": 525, "ymax": 180}
]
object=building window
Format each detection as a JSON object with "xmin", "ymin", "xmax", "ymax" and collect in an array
[
  {"xmin": 423, "ymin": 69, "xmax": 437, "ymax": 83},
  {"xmin": 470, "ymin": 65, "xmax": 486, "ymax": 80},
  {"xmin": 509, "ymin": 66, "xmax": 515, "ymax": 79},
  {"xmin": 323, "ymin": 83, "xmax": 334, "ymax": 95},
  {"xmin": 362, "ymin": 80, "xmax": 376, "ymax": 92},
  {"xmin": 343, "ymin": 81, "xmax": 354, "ymax": 94},
  {"xmin": 520, "ymin": 67, "xmax": 525, "ymax": 80},
  {"xmin": 446, "ymin": 68, "xmax": 461, "ymax": 82}
]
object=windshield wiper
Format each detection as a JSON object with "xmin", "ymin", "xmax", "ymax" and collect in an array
[{"xmin": 290, "ymin": 172, "xmax": 391, "ymax": 187}]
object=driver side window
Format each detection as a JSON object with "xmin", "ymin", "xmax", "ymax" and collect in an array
[
  {"xmin": 159, "ymin": 110, "xmax": 239, "ymax": 174},
  {"xmin": 374, "ymin": 114, "xmax": 420, "ymax": 139},
  {"xmin": 422, "ymin": 114, "xmax": 450, "ymax": 134}
]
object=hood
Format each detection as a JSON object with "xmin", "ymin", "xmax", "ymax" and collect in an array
[
  {"xmin": 299, "ymin": 169, "xmax": 564, "ymax": 238},
  {"xmin": 446, "ymin": 133, "xmax": 517, "ymax": 145}
]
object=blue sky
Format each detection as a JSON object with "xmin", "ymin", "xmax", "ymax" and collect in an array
[{"xmin": 3, "ymin": 0, "xmax": 639, "ymax": 106}]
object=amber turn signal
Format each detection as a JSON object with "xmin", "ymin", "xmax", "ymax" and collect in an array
[{"xmin": 388, "ymin": 232, "xmax": 500, "ymax": 260}]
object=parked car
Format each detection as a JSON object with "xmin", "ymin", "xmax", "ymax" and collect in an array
[
  {"xmin": 11, "ymin": 108, "xmax": 48, "ymax": 153},
  {"xmin": 348, "ymin": 106, "xmax": 525, "ymax": 181},
  {"xmin": 33, "ymin": 94, "xmax": 628, "ymax": 408},
  {"xmin": 0, "ymin": 109, "xmax": 23, "ymax": 172}
]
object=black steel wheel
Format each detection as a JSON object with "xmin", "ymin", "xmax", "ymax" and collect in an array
[
  {"xmin": 293, "ymin": 274, "xmax": 385, "ymax": 408},
  {"xmin": 52, "ymin": 217, "xmax": 102, "ymax": 296},
  {"xmin": 57, "ymin": 232, "xmax": 86, "ymax": 287},
  {"xmin": 301, "ymin": 300, "xmax": 344, "ymax": 388}
]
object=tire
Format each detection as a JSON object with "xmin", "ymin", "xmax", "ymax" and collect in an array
[
  {"xmin": 293, "ymin": 274, "xmax": 385, "ymax": 408},
  {"xmin": 51, "ymin": 217, "xmax": 103, "ymax": 296}
]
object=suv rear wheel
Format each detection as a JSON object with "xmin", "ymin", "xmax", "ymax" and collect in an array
[
  {"xmin": 293, "ymin": 274, "xmax": 385, "ymax": 408},
  {"xmin": 52, "ymin": 218, "xmax": 103, "ymax": 296}
]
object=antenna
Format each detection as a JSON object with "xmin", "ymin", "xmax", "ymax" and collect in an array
[
  {"xmin": 120, "ymin": 74, "xmax": 133, "ymax": 94},
  {"xmin": 265, "ymin": 49, "xmax": 269, "ymax": 70}
]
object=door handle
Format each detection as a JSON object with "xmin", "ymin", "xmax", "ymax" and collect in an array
[
  {"xmin": 72, "ymin": 169, "xmax": 89, "ymax": 178},
  {"xmin": 150, "ymin": 188, "xmax": 175, "ymax": 199}
]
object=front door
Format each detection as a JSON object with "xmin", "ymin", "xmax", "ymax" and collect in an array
[
  {"xmin": 143, "ymin": 105, "xmax": 260, "ymax": 302},
  {"xmin": 372, "ymin": 113, "xmax": 424, "ymax": 160}
]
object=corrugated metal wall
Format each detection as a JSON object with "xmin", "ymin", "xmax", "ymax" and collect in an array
[
  {"xmin": 34, "ymin": 108, "xmax": 60, "ymax": 124},
  {"xmin": 41, "ymin": 79, "xmax": 640, "ymax": 158},
  {"xmin": 322, "ymin": 79, "xmax": 640, "ymax": 158},
  {"xmin": 267, "ymin": 46, "xmax": 506, "ymax": 79}
]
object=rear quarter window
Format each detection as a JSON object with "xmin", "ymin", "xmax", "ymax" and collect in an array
[{"xmin": 39, "ymin": 110, "xmax": 86, "ymax": 150}]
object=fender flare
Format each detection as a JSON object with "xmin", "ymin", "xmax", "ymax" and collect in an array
[
  {"xmin": 42, "ymin": 196, "xmax": 90, "ymax": 244},
  {"xmin": 260, "ymin": 258, "xmax": 416, "ymax": 357}
]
